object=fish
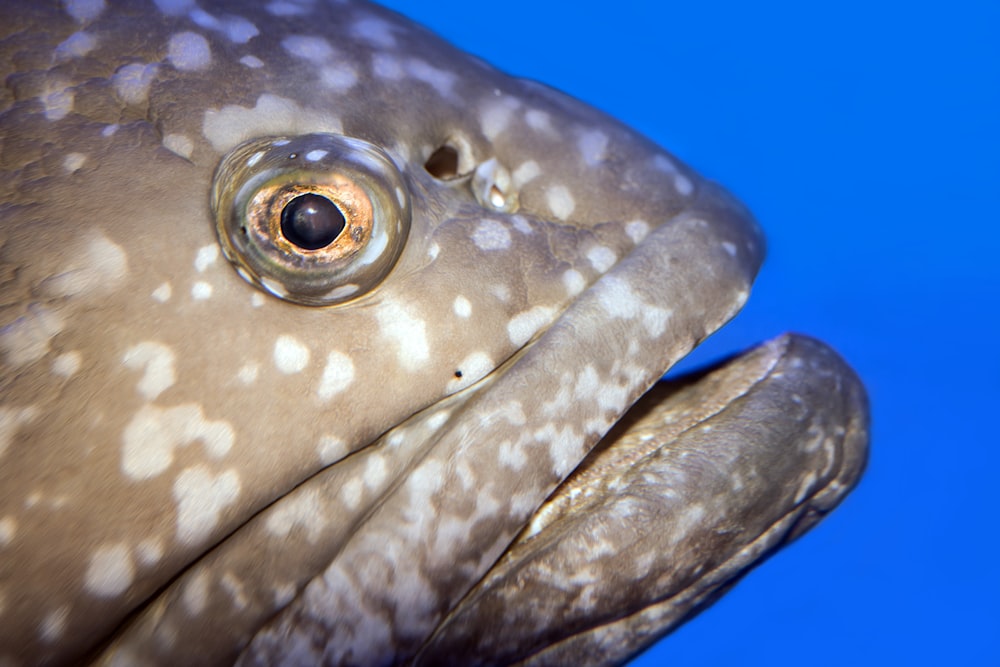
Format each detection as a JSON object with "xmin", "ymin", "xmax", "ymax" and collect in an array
[{"xmin": 0, "ymin": 1, "xmax": 869, "ymax": 665}]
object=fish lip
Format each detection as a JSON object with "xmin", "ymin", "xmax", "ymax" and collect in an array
[{"xmin": 413, "ymin": 333, "xmax": 870, "ymax": 665}]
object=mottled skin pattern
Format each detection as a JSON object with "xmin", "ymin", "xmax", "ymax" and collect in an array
[{"xmin": 0, "ymin": 1, "xmax": 868, "ymax": 665}]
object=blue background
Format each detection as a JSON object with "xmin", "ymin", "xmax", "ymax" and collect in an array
[{"xmin": 382, "ymin": 2, "xmax": 999, "ymax": 664}]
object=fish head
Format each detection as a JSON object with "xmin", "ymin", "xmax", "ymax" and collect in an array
[{"xmin": 0, "ymin": 2, "xmax": 866, "ymax": 665}]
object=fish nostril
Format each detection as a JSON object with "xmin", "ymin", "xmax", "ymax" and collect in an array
[{"xmin": 424, "ymin": 144, "xmax": 459, "ymax": 179}]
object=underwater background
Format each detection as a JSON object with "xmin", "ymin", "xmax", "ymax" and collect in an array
[{"xmin": 383, "ymin": 1, "xmax": 999, "ymax": 665}]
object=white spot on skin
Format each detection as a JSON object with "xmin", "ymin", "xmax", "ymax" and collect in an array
[
  {"xmin": 562, "ymin": 269, "xmax": 586, "ymax": 296},
  {"xmin": 674, "ymin": 173, "xmax": 694, "ymax": 196},
  {"xmin": 352, "ymin": 16, "xmax": 397, "ymax": 48},
  {"xmin": 173, "ymin": 466, "xmax": 241, "ymax": 544},
  {"xmin": 406, "ymin": 59, "xmax": 456, "ymax": 97},
  {"xmin": 59, "ymin": 155, "xmax": 86, "ymax": 178},
  {"xmin": 237, "ymin": 362, "xmax": 259, "ymax": 385},
  {"xmin": 0, "ymin": 516, "xmax": 17, "ymax": 546},
  {"xmin": 191, "ymin": 281, "xmax": 213, "ymax": 300},
  {"xmin": 587, "ymin": 245, "xmax": 617, "ymax": 273},
  {"xmin": 39, "ymin": 230, "xmax": 128, "ymax": 299},
  {"xmin": 225, "ymin": 17, "xmax": 259, "ymax": 44},
  {"xmin": 363, "ymin": 455, "xmax": 389, "ymax": 494},
  {"xmin": 121, "ymin": 403, "xmax": 234, "ymax": 480},
  {"xmin": 453, "ymin": 296, "xmax": 471, "ymax": 318},
  {"xmin": 533, "ymin": 422, "xmax": 583, "ymax": 478},
  {"xmin": 251, "ymin": 293, "xmax": 266, "ymax": 308},
  {"xmin": 63, "ymin": 0, "xmax": 106, "ymax": 22},
  {"xmin": 52, "ymin": 351, "xmax": 82, "ymax": 378},
  {"xmin": 498, "ymin": 439, "xmax": 527, "ymax": 470},
  {"xmin": 266, "ymin": 489, "xmax": 326, "ymax": 543},
  {"xmin": 183, "ymin": 571, "xmax": 209, "ymax": 615},
  {"xmin": 123, "ymin": 342, "xmax": 176, "ymax": 400},
  {"xmin": 0, "ymin": 406, "xmax": 39, "ymax": 460},
  {"xmin": 39, "ymin": 606, "xmax": 70, "ymax": 642},
  {"xmin": 507, "ymin": 306, "xmax": 555, "ymax": 346},
  {"xmin": 136, "ymin": 538, "xmax": 163, "ymax": 566},
  {"xmin": 189, "ymin": 10, "xmax": 258, "ymax": 43},
  {"xmin": 546, "ymin": 185, "xmax": 576, "ymax": 220},
  {"xmin": 480, "ymin": 96, "xmax": 520, "ymax": 140},
  {"xmin": 321, "ymin": 64, "xmax": 358, "ymax": 91},
  {"xmin": 111, "ymin": 63, "xmax": 158, "ymax": 105},
  {"xmin": 525, "ymin": 109, "xmax": 553, "ymax": 134},
  {"xmin": 55, "ymin": 31, "xmax": 97, "ymax": 60},
  {"xmin": 0, "ymin": 305, "xmax": 65, "ymax": 367},
  {"xmin": 425, "ymin": 411, "xmax": 450, "ymax": 432},
  {"xmin": 668, "ymin": 504, "xmax": 706, "ymax": 545},
  {"xmin": 282, "ymin": 35, "xmax": 333, "ymax": 63},
  {"xmin": 266, "ymin": 0, "xmax": 309, "ymax": 16},
  {"xmin": 626, "ymin": 220, "xmax": 650, "ymax": 244},
  {"xmin": 274, "ymin": 335, "xmax": 310, "ymax": 374},
  {"xmin": 167, "ymin": 32, "xmax": 212, "ymax": 71},
  {"xmin": 597, "ymin": 275, "xmax": 673, "ymax": 338},
  {"xmin": 317, "ymin": 435, "xmax": 347, "ymax": 465},
  {"xmin": 84, "ymin": 543, "xmax": 134, "ymax": 597},
  {"xmin": 41, "ymin": 84, "xmax": 73, "ymax": 121},
  {"xmin": 317, "ymin": 351, "xmax": 355, "ymax": 400},
  {"xmin": 471, "ymin": 219, "xmax": 511, "ymax": 251},
  {"xmin": 152, "ymin": 282, "xmax": 172, "ymax": 302},
  {"xmin": 202, "ymin": 94, "xmax": 342, "ymax": 152},
  {"xmin": 574, "ymin": 365, "xmax": 600, "ymax": 401},
  {"xmin": 340, "ymin": 477, "xmax": 364, "ymax": 510},
  {"xmin": 427, "ymin": 242, "xmax": 440, "ymax": 260},
  {"xmin": 376, "ymin": 302, "xmax": 429, "ymax": 371},
  {"xmin": 446, "ymin": 352, "xmax": 493, "ymax": 393},
  {"xmin": 221, "ymin": 572, "xmax": 249, "ymax": 610},
  {"xmin": 578, "ymin": 130, "xmax": 608, "ymax": 166},
  {"xmin": 163, "ymin": 133, "xmax": 193, "ymax": 159},
  {"xmin": 372, "ymin": 53, "xmax": 403, "ymax": 80},
  {"xmin": 512, "ymin": 160, "xmax": 540, "ymax": 187},
  {"xmin": 195, "ymin": 244, "xmax": 219, "ymax": 272},
  {"xmin": 653, "ymin": 154, "xmax": 677, "ymax": 172},
  {"xmin": 240, "ymin": 55, "xmax": 264, "ymax": 68}
]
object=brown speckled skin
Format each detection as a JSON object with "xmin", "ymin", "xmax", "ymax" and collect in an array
[{"xmin": 0, "ymin": 1, "xmax": 867, "ymax": 665}]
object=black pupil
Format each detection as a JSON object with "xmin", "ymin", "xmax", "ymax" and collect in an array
[{"xmin": 280, "ymin": 194, "xmax": 346, "ymax": 250}]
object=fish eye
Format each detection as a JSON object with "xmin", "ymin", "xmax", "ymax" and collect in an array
[
  {"xmin": 212, "ymin": 133, "xmax": 411, "ymax": 306},
  {"xmin": 280, "ymin": 193, "xmax": 346, "ymax": 250}
]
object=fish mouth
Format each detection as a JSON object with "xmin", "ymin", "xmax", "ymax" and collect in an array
[{"xmin": 414, "ymin": 333, "xmax": 870, "ymax": 665}]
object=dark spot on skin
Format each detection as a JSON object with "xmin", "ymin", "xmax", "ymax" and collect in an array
[
  {"xmin": 454, "ymin": 370, "xmax": 463, "ymax": 378},
  {"xmin": 280, "ymin": 193, "xmax": 346, "ymax": 250}
]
